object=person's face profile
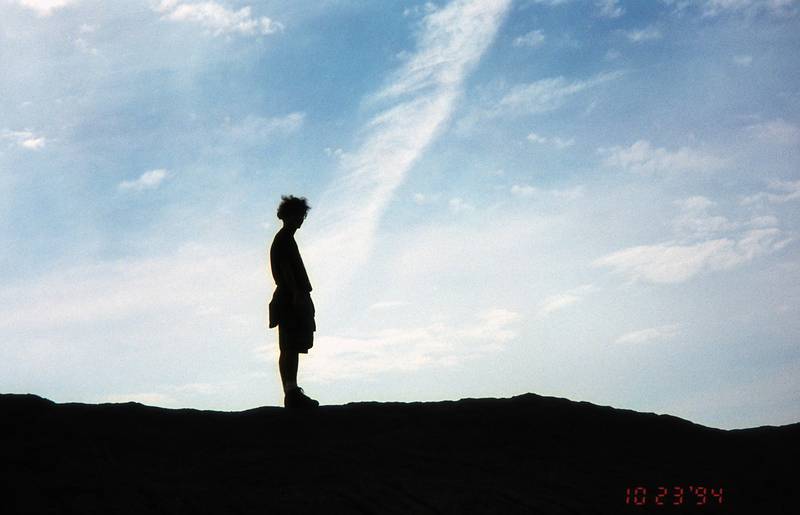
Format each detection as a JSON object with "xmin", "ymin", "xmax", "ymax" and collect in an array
[{"xmin": 285, "ymin": 212, "xmax": 305, "ymax": 229}]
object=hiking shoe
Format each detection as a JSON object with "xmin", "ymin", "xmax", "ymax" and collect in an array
[{"xmin": 284, "ymin": 387, "xmax": 319, "ymax": 409}]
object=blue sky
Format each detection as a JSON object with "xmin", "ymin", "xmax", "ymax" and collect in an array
[{"xmin": 1, "ymin": 0, "xmax": 798, "ymax": 429}]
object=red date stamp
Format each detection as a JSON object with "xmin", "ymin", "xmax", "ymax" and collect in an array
[{"xmin": 625, "ymin": 486, "xmax": 724, "ymax": 506}]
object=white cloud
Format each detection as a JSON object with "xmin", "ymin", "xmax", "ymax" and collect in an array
[
  {"xmin": 293, "ymin": 307, "xmax": 521, "ymax": 383},
  {"xmin": 747, "ymin": 215, "xmax": 779, "ymax": 228},
  {"xmin": 528, "ymin": 0, "xmax": 572, "ymax": 5},
  {"xmin": 1, "ymin": 129, "xmax": 46, "ymax": 150},
  {"xmin": 456, "ymin": 71, "xmax": 622, "ymax": 132},
  {"xmin": 672, "ymin": 196, "xmax": 738, "ymax": 238},
  {"xmin": 156, "ymin": 1, "xmax": 284, "ymax": 37},
  {"xmin": 527, "ymin": 131, "xmax": 575, "ymax": 148},
  {"xmin": 305, "ymin": 0, "xmax": 511, "ymax": 299},
  {"xmin": 74, "ymin": 37, "xmax": 99, "ymax": 55},
  {"xmin": 374, "ymin": 0, "xmax": 511, "ymax": 100},
  {"xmin": 537, "ymin": 294, "xmax": 579, "ymax": 316},
  {"xmin": 224, "ymin": 112, "xmax": 304, "ymax": 141},
  {"xmin": 496, "ymin": 71, "xmax": 623, "ymax": 116},
  {"xmin": 593, "ymin": 228, "xmax": 789, "ymax": 284},
  {"xmin": 511, "ymin": 184, "xmax": 539, "ymax": 197},
  {"xmin": 536, "ymin": 284, "xmax": 595, "ymax": 317},
  {"xmin": 624, "ymin": 26, "xmax": 662, "ymax": 42},
  {"xmin": 12, "ymin": 0, "xmax": 77, "ymax": 16},
  {"xmin": 551, "ymin": 186, "xmax": 585, "ymax": 200},
  {"xmin": 689, "ymin": 0, "xmax": 800, "ymax": 16},
  {"xmin": 600, "ymin": 140, "xmax": 726, "ymax": 174},
  {"xmin": 596, "ymin": 0, "xmax": 625, "ymax": 18},
  {"xmin": 595, "ymin": 189, "xmax": 793, "ymax": 284},
  {"xmin": 0, "ymin": 243, "xmax": 264, "ymax": 331},
  {"xmin": 403, "ymin": 2, "xmax": 438, "ymax": 17},
  {"xmin": 675, "ymin": 195, "xmax": 714, "ymax": 211},
  {"xmin": 740, "ymin": 179, "xmax": 800, "ymax": 205},
  {"xmin": 412, "ymin": 192, "xmax": 441, "ymax": 204},
  {"xmin": 615, "ymin": 324, "xmax": 680, "ymax": 344},
  {"xmin": 382, "ymin": 212, "xmax": 563, "ymax": 313},
  {"xmin": 118, "ymin": 169, "xmax": 168, "ymax": 191},
  {"xmin": 746, "ymin": 118, "xmax": 800, "ymax": 145},
  {"xmin": 0, "ymin": 240, "xmax": 279, "ymax": 410},
  {"xmin": 733, "ymin": 54, "xmax": 753, "ymax": 66},
  {"xmin": 526, "ymin": 132, "xmax": 547, "ymax": 144},
  {"xmin": 514, "ymin": 29, "xmax": 545, "ymax": 48},
  {"xmin": 701, "ymin": 0, "xmax": 755, "ymax": 11},
  {"xmin": 20, "ymin": 137, "xmax": 45, "ymax": 149},
  {"xmin": 100, "ymin": 378, "xmax": 249, "ymax": 407},
  {"xmin": 368, "ymin": 300, "xmax": 410, "ymax": 311},
  {"xmin": 511, "ymin": 183, "xmax": 584, "ymax": 200},
  {"xmin": 448, "ymin": 196, "xmax": 474, "ymax": 213},
  {"xmin": 324, "ymin": 147, "xmax": 346, "ymax": 159},
  {"xmin": 174, "ymin": 381, "xmax": 228, "ymax": 395}
]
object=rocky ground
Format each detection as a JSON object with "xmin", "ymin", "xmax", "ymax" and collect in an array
[{"xmin": 1, "ymin": 392, "xmax": 796, "ymax": 514}]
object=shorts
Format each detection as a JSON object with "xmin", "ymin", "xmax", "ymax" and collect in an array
[
  {"xmin": 270, "ymin": 291, "xmax": 315, "ymax": 354},
  {"xmin": 279, "ymin": 325, "xmax": 314, "ymax": 354}
]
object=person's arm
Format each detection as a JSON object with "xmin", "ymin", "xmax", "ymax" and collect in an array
[
  {"xmin": 276, "ymin": 256, "xmax": 299, "ymax": 293},
  {"xmin": 273, "ymin": 240, "xmax": 304, "ymax": 307}
]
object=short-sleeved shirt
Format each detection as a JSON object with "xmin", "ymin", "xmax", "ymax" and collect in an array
[{"xmin": 268, "ymin": 228, "xmax": 315, "ymax": 331}]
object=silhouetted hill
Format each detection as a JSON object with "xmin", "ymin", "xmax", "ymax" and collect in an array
[{"xmin": 1, "ymin": 392, "xmax": 796, "ymax": 514}]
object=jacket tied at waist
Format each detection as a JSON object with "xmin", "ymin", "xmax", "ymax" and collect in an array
[{"xmin": 268, "ymin": 287, "xmax": 316, "ymax": 331}]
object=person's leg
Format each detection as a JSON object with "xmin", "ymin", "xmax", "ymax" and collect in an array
[
  {"xmin": 278, "ymin": 325, "xmax": 318, "ymax": 408},
  {"xmin": 278, "ymin": 349, "xmax": 299, "ymax": 393}
]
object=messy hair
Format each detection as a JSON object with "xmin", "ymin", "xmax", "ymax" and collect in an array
[{"xmin": 277, "ymin": 195, "xmax": 311, "ymax": 220}]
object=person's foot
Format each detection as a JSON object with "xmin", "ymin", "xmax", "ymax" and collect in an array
[{"xmin": 284, "ymin": 387, "xmax": 319, "ymax": 409}]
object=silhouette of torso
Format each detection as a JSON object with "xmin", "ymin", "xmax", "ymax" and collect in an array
[
  {"xmin": 270, "ymin": 228, "xmax": 312, "ymax": 293},
  {"xmin": 269, "ymin": 228, "xmax": 313, "ymax": 329}
]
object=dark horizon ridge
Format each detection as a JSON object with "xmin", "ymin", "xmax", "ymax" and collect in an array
[{"xmin": 2, "ymin": 391, "xmax": 795, "ymax": 514}]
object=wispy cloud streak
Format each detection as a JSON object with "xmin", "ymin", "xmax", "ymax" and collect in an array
[
  {"xmin": 12, "ymin": 0, "xmax": 77, "ymax": 16},
  {"xmin": 304, "ymin": 0, "xmax": 511, "ymax": 300}
]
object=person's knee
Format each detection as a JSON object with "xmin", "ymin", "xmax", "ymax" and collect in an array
[{"xmin": 280, "ymin": 349, "xmax": 299, "ymax": 361}]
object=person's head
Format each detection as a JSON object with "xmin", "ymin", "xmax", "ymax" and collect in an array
[{"xmin": 277, "ymin": 195, "xmax": 310, "ymax": 230}]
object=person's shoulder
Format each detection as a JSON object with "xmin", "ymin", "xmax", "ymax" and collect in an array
[{"xmin": 271, "ymin": 228, "xmax": 288, "ymax": 248}]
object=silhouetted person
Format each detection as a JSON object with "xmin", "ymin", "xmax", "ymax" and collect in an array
[{"xmin": 268, "ymin": 195, "xmax": 319, "ymax": 409}]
